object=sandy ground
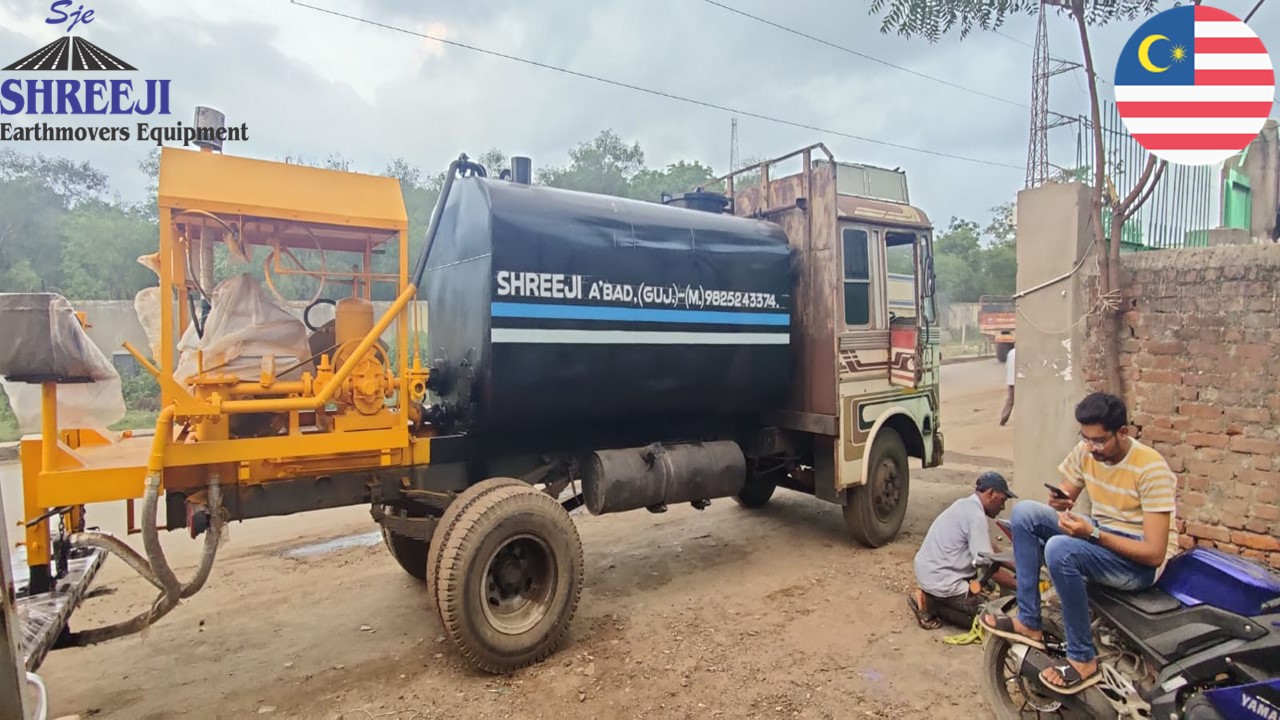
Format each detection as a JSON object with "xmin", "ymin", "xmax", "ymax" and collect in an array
[{"xmin": 16, "ymin": 359, "xmax": 1016, "ymax": 719}]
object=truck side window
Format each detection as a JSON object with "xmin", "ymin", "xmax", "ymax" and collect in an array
[{"xmin": 842, "ymin": 228, "xmax": 870, "ymax": 326}]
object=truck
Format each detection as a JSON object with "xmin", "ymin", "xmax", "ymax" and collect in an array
[
  {"xmin": 978, "ymin": 294, "xmax": 1016, "ymax": 362},
  {"xmin": 1, "ymin": 131, "xmax": 942, "ymax": 676}
]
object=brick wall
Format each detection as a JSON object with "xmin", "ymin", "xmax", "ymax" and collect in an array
[{"xmin": 1081, "ymin": 244, "xmax": 1280, "ymax": 569}]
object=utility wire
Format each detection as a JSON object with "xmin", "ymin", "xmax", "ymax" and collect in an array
[
  {"xmin": 700, "ymin": 0, "xmax": 1028, "ymax": 109},
  {"xmin": 289, "ymin": 0, "xmax": 1024, "ymax": 171}
]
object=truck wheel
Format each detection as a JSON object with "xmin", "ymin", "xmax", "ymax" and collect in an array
[
  {"xmin": 843, "ymin": 428, "xmax": 909, "ymax": 548},
  {"xmin": 381, "ymin": 525, "xmax": 429, "ymax": 582},
  {"xmin": 734, "ymin": 460, "xmax": 778, "ymax": 509},
  {"xmin": 434, "ymin": 483, "xmax": 584, "ymax": 674},
  {"xmin": 427, "ymin": 477, "xmax": 528, "ymax": 603}
]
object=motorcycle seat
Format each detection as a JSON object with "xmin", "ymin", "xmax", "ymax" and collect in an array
[{"xmin": 1091, "ymin": 585, "xmax": 1182, "ymax": 615}]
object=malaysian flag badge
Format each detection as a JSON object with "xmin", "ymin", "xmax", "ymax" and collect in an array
[{"xmin": 1114, "ymin": 4, "xmax": 1275, "ymax": 166}]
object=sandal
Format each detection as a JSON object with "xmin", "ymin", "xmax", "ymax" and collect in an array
[
  {"xmin": 979, "ymin": 613, "xmax": 1046, "ymax": 650},
  {"xmin": 1040, "ymin": 662, "xmax": 1101, "ymax": 695},
  {"xmin": 908, "ymin": 592, "xmax": 942, "ymax": 630}
]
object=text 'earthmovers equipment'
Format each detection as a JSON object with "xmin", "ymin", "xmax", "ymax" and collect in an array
[{"xmin": 1, "ymin": 138, "xmax": 941, "ymax": 674}]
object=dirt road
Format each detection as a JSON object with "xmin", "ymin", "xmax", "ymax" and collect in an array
[{"xmin": 31, "ymin": 359, "xmax": 1015, "ymax": 719}]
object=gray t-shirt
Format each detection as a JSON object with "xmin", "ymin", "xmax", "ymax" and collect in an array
[{"xmin": 913, "ymin": 494, "xmax": 994, "ymax": 598}]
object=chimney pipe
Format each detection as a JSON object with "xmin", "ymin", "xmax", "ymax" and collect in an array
[
  {"xmin": 511, "ymin": 156, "xmax": 532, "ymax": 185},
  {"xmin": 193, "ymin": 106, "xmax": 225, "ymax": 153}
]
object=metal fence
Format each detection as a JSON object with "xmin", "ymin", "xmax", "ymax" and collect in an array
[{"xmin": 1073, "ymin": 100, "xmax": 1216, "ymax": 250}]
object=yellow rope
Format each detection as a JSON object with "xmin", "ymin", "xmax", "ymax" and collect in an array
[{"xmin": 942, "ymin": 613, "xmax": 986, "ymax": 645}]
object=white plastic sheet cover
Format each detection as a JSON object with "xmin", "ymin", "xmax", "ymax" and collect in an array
[
  {"xmin": 174, "ymin": 273, "xmax": 314, "ymax": 385},
  {"xmin": 0, "ymin": 294, "xmax": 125, "ymax": 435},
  {"xmin": 133, "ymin": 252, "xmax": 164, "ymax": 361}
]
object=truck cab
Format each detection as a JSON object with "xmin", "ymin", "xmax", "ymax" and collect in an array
[{"xmin": 721, "ymin": 144, "xmax": 942, "ymax": 547}]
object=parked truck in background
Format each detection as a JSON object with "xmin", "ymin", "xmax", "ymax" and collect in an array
[{"xmin": 978, "ymin": 294, "xmax": 1015, "ymax": 362}]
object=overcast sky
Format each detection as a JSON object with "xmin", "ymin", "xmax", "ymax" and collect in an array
[{"xmin": 0, "ymin": 0, "xmax": 1275, "ymax": 231}]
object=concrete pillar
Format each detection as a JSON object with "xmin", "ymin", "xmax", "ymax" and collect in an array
[{"xmin": 1011, "ymin": 181, "xmax": 1094, "ymax": 500}]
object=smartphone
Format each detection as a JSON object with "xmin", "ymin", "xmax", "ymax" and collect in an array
[{"xmin": 1044, "ymin": 483, "xmax": 1069, "ymax": 500}]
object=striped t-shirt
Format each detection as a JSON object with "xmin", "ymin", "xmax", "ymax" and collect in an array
[{"xmin": 1058, "ymin": 438, "xmax": 1179, "ymax": 561}]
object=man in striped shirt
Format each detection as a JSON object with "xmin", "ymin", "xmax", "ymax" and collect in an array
[{"xmin": 981, "ymin": 392, "xmax": 1178, "ymax": 695}]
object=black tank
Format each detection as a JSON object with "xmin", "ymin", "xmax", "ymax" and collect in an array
[{"xmin": 422, "ymin": 176, "xmax": 793, "ymax": 444}]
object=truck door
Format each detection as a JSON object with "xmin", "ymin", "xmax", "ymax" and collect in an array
[{"xmin": 884, "ymin": 230, "xmax": 921, "ymax": 388}]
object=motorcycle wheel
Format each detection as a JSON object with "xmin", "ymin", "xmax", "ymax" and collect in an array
[{"xmin": 982, "ymin": 635, "xmax": 1090, "ymax": 719}]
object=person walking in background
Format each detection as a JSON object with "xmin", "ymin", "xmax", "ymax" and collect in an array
[{"xmin": 1000, "ymin": 346, "xmax": 1016, "ymax": 426}]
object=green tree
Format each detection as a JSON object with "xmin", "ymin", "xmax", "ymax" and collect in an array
[
  {"xmin": 60, "ymin": 202, "xmax": 157, "ymax": 300},
  {"xmin": 867, "ymin": 0, "xmax": 1168, "ymax": 396},
  {"xmin": 0, "ymin": 177, "xmax": 66, "ymax": 292},
  {"xmin": 628, "ymin": 160, "xmax": 718, "ymax": 202},
  {"xmin": 536, "ymin": 130, "xmax": 646, "ymax": 196}
]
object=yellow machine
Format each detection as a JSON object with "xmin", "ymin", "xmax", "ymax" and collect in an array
[
  {"xmin": 5, "ymin": 134, "xmax": 941, "ymax": 678},
  {"xmin": 6, "ymin": 142, "xmax": 444, "ymax": 664}
]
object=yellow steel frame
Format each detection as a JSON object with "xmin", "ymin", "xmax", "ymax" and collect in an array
[{"xmin": 22, "ymin": 145, "xmax": 429, "ymax": 572}]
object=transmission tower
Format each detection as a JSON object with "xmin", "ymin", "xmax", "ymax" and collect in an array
[
  {"xmin": 729, "ymin": 117, "xmax": 740, "ymax": 172},
  {"xmin": 1026, "ymin": 2, "xmax": 1081, "ymax": 188}
]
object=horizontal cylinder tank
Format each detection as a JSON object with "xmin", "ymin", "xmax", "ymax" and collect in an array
[
  {"xmin": 422, "ymin": 174, "xmax": 794, "ymax": 441},
  {"xmin": 581, "ymin": 441, "xmax": 747, "ymax": 515}
]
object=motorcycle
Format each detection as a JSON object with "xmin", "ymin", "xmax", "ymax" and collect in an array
[{"xmin": 978, "ymin": 519, "xmax": 1280, "ymax": 719}]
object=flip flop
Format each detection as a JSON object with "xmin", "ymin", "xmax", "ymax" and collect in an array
[
  {"xmin": 1040, "ymin": 662, "xmax": 1102, "ymax": 695},
  {"xmin": 979, "ymin": 613, "xmax": 1047, "ymax": 650},
  {"xmin": 908, "ymin": 593, "xmax": 942, "ymax": 630}
]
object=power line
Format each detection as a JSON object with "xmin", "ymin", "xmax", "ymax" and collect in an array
[
  {"xmin": 289, "ymin": 0, "xmax": 1024, "ymax": 171},
  {"xmin": 700, "ymin": 0, "xmax": 1028, "ymax": 110}
]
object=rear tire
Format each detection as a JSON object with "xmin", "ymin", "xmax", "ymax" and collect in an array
[
  {"xmin": 381, "ymin": 524, "xmax": 429, "ymax": 582},
  {"xmin": 734, "ymin": 461, "xmax": 778, "ymax": 509},
  {"xmin": 434, "ymin": 483, "xmax": 584, "ymax": 674},
  {"xmin": 427, "ymin": 477, "xmax": 528, "ymax": 603},
  {"xmin": 982, "ymin": 634, "xmax": 1080, "ymax": 719},
  {"xmin": 843, "ymin": 428, "xmax": 909, "ymax": 548}
]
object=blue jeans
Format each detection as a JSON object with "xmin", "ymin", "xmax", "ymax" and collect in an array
[{"xmin": 1012, "ymin": 501, "xmax": 1157, "ymax": 662}]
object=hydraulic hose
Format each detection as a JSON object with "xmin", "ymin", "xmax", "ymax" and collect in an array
[{"xmin": 65, "ymin": 473, "xmax": 224, "ymax": 646}]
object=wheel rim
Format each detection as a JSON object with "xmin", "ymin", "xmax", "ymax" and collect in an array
[
  {"xmin": 871, "ymin": 457, "xmax": 902, "ymax": 521},
  {"xmin": 480, "ymin": 533, "xmax": 555, "ymax": 635}
]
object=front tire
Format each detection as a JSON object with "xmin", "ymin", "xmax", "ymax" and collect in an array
[
  {"xmin": 434, "ymin": 483, "xmax": 584, "ymax": 674},
  {"xmin": 843, "ymin": 428, "xmax": 909, "ymax": 548}
]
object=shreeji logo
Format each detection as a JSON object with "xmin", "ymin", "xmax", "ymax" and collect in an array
[{"xmin": 0, "ymin": 1, "xmax": 248, "ymax": 147}]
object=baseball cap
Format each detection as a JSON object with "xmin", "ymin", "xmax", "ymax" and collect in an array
[{"xmin": 976, "ymin": 471, "xmax": 1017, "ymax": 498}]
